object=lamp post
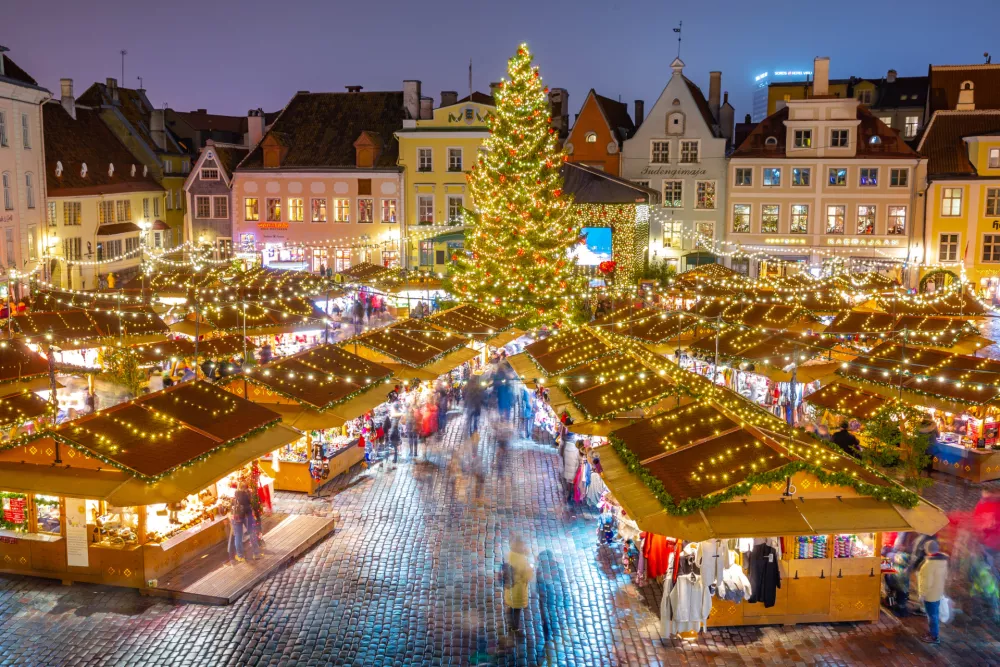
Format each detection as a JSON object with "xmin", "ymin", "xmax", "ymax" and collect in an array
[
  {"xmin": 43, "ymin": 235, "xmax": 59, "ymax": 287},
  {"xmin": 137, "ymin": 219, "xmax": 151, "ymax": 301}
]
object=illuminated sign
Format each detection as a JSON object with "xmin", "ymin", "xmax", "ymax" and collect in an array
[
  {"xmin": 825, "ymin": 238, "xmax": 901, "ymax": 246},
  {"xmin": 773, "ymin": 70, "xmax": 812, "ymax": 77},
  {"xmin": 257, "ymin": 222, "xmax": 289, "ymax": 230},
  {"xmin": 764, "ymin": 238, "xmax": 807, "ymax": 245},
  {"xmin": 755, "ymin": 72, "xmax": 769, "ymax": 82}
]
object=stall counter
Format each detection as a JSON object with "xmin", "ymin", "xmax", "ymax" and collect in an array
[{"xmin": 928, "ymin": 439, "xmax": 1000, "ymax": 482}]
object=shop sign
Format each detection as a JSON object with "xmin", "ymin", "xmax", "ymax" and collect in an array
[
  {"xmin": 64, "ymin": 497, "xmax": 89, "ymax": 567},
  {"xmin": 2, "ymin": 496, "xmax": 25, "ymax": 524},
  {"xmin": 639, "ymin": 166, "xmax": 708, "ymax": 178}
]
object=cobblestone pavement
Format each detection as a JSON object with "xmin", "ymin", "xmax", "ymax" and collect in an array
[{"xmin": 1, "ymin": 410, "xmax": 999, "ymax": 666}]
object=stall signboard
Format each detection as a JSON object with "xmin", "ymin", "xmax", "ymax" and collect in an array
[
  {"xmin": 65, "ymin": 497, "xmax": 89, "ymax": 567},
  {"xmin": 2, "ymin": 496, "xmax": 25, "ymax": 524}
]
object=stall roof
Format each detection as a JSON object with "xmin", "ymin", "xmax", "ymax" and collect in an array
[
  {"xmin": 591, "ymin": 306, "xmax": 696, "ymax": 345},
  {"xmin": 522, "ymin": 327, "xmax": 614, "ymax": 376},
  {"xmin": 839, "ymin": 342, "xmax": 1000, "ymax": 406},
  {"xmin": 545, "ymin": 352, "xmax": 675, "ymax": 421},
  {"xmin": 687, "ymin": 325, "xmax": 774, "ymax": 359},
  {"xmin": 241, "ymin": 344, "xmax": 394, "ymax": 410},
  {"xmin": 426, "ymin": 305, "xmax": 516, "ymax": 341},
  {"xmin": 225, "ymin": 266, "xmax": 333, "ymax": 297},
  {"xmin": 52, "ymin": 381, "xmax": 281, "ymax": 480},
  {"xmin": 28, "ymin": 290, "xmax": 148, "ymax": 312},
  {"xmin": 353, "ymin": 321, "xmax": 469, "ymax": 368},
  {"xmin": 185, "ymin": 335, "xmax": 257, "ymax": 359},
  {"xmin": 804, "ymin": 382, "xmax": 889, "ymax": 419},
  {"xmin": 200, "ymin": 297, "xmax": 328, "ymax": 333},
  {"xmin": 0, "ymin": 391, "xmax": 53, "ymax": 428},
  {"xmin": 0, "ymin": 339, "xmax": 50, "ymax": 386},
  {"xmin": 686, "ymin": 300, "xmax": 817, "ymax": 332},
  {"xmin": 824, "ymin": 310, "xmax": 898, "ymax": 335},
  {"xmin": 873, "ymin": 288, "xmax": 989, "ymax": 317},
  {"xmin": 335, "ymin": 261, "xmax": 399, "ymax": 284},
  {"xmin": 13, "ymin": 309, "xmax": 169, "ymax": 347}
]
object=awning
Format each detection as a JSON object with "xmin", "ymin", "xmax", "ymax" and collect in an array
[
  {"xmin": 97, "ymin": 222, "xmax": 141, "ymax": 236},
  {"xmin": 701, "ymin": 500, "xmax": 813, "ymax": 538},
  {"xmin": 383, "ymin": 363, "xmax": 440, "ymax": 382},
  {"xmin": 170, "ymin": 319, "xmax": 217, "ymax": 337},
  {"xmin": 755, "ymin": 362, "xmax": 841, "ymax": 384},
  {"xmin": 107, "ymin": 423, "xmax": 301, "ymax": 505},
  {"xmin": 150, "ymin": 219, "xmax": 170, "ymax": 231},
  {"xmin": 326, "ymin": 387, "xmax": 391, "ymax": 422},
  {"xmin": 835, "ymin": 374, "xmax": 970, "ymax": 414},
  {"xmin": 569, "ymin": 419, "xmax": 633, "ymax": 437},
  {"xmin": 420, "ymin": 347, "xmax": 479, "ymax": 377},
  {"xmin": 488, "ymin": 329, "xmax": 525, "ymax": 348},
  {"xmin": 506, "ymin": 353, "xmax": 542, "ymax": 382},
  {"xmin": 259, "ymin": 403, "xmax": 345, "ymax": 431},
  {"xmin": 0, "ymin": 461, "xmax": 131, "ymax": 499},
  {"xmin": 796, "ymin": 497, "xmax": 912, "ymax": 533}
]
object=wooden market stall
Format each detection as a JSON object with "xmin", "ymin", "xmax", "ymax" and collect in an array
[
  {"xmin": 590, "ymin": 306, "xmax": 702, "ymax": 355},
  {"xmin": 425, "ymin": 305, "xmax": 525, "ymax": 350},
  {"xmin": 837, "ymin": 342, "xmax": 1000, "ymax": 481},
  {"xmin": 224, "ymin": 344, "xmax": 395, "ymax": 493},
  {"xmin": 823, "ymin": 310, "xmax": 980, "ymax": 348},
  {"xmin": 598, "ymin": 401, "xmax": 949, "ymax": 628},
  {"xmin": 350, "ymin": 320, "xmax": 478, "ymax": 381},
  {"xmin": 0, "ymin": 381, "xmax": 301, "ymax": 590},
  {"xmin": 511, "ymin": 327, "xmax": 615, "ymax": 379}
]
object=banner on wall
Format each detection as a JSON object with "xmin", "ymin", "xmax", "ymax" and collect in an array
[{"xmin": 64, "ymin": 497, "xmax": 89, "ymax": 568}]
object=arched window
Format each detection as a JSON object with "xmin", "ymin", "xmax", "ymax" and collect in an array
[
  {"xmin": 81, "ymin": 162, "xmax": 88, "ymax": 178},
  {"xmin": 870, "ymin": 135, "xmax": 882, "ymax": 145},
  {"xmin": 765, "ymin": 136, "xmax": 778, "ymax": 146},
  {"xmin": 585, "ymin": 131, "xmax": 597, "ymax": 143},
  {"xmin": 55, "ymin": 160, "xmax": 63, "ymax": 177}
]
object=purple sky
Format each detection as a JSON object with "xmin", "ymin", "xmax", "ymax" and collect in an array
[{"xmin": 5, "ymin": 0, "xmax": 999, "ymax": 124}]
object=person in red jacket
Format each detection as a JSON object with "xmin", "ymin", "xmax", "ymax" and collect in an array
[{"xmin": 974, "ymin": 489, "xmax": 1000, "ymax": 559}]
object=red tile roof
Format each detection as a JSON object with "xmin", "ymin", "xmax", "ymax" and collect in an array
[
  {"xmin": 78, "ymin": 82, "xmax": 185, "ymax": 156},
  {"xmin": 42, "ymin": 102, "xmax": 163, "ymax": 197},
  {"xmin": 732, "ymin": 105, "xmax": 918, "ymax": 159},
  {"xmin": 238, "ymin": 91, "xmax": 404, "ymax": 171},
  {"xmin": 172, "ymin": 109, "xmax": 246, "ymax": 135},
  {"xmin": 209, "ymin": 143, "xmax": 249, "ymax": 177},
  {"xmin": 592, "ymin": 92, "xmax": 635, "ymax": 142},
  {"xmin": 928, "ymin": 64, "xmax": 1000, "ymax": 114},
  {"xmin": 917, "ymin": 110, "xmax": 1000, "ymax": 176}
]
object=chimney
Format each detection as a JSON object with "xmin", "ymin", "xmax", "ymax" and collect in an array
[
  {"xmin": 106, "ymin": 77, "xmax": 119, "ymax": 104},
  {"xmin": 887, "ymin": 69, "xmax": 898, "ymax": 84},
  {"xmin": 719, "ymin": 92, "xmax": 734, "ymax": 148},
  {"xmin": 0, "ymin": 47, "xmax": 5, "ymax": 77},
  {"xmin": 744, "ymin": 113, "xmax": 752, "ymax": 124},
  {"xmin": 345, "ymin": 85, "xmax": 363, "ymax": 93},
  {"xmin": 957, "ymin": 81, "xmax": 975, "ymax": 110},
  {"xmin": 813, "ymin": 57, "xmax": 830, "ymax": 97},
  {"xmin": 150, "ymin": 108, "xmax": 167, "ymax": 150},
  {"xmin": 247, "ymin": 108, "xmax": 265, "ymax": 147},
  {"xmin": 196, "ymin": 108, "xmax": 207, "ymax": 114},
  {"xmin": 441, "ymin": 91, "xmax": 458, "ymax": 107},
  {"xmin": 708, "ymin": 71, "xmax": 722, "ymax": 122},
  {"xmin": 489, "ymin": 81, "xmax": 502, "ymax": 101},
  {"xmin": 60, "ymin": 78, "xmax": 76, "ymax": 120},
  {"xmin": 403, "ymin": 80, "xmax": 421, "ymax": 120},
  {"xmin": 634, "ymin": 100, "xmax": 644, "ymax": 129},
  {"xmin": 419, "ymin": 96, "xmax": 433, "ymax": 120}
]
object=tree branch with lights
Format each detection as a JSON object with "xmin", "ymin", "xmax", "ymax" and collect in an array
[{"xmin": 445, "ymin": 44, "xmax": 585, "ymax": 326}]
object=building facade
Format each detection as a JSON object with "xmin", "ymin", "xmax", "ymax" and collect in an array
[
  {"xmin": 620, "ymin": 58, "xmax": 732, "ymax": 272},
  {"xmin": 0, "ymin": 49, "xmax": 49, "ymax": 293},
  {"xmin": 917, "ymin": 105, "xmax": 1000, "ymax": 296},
  {"xmin": 183, "ymin": 140, "xmax": 248, "ymax": 258},
  {"xmin": 564, "ymin": 90, "xmax": 637, "ymax": 175},
  {"xmin": 78, "ymin": 79, "xmax": 188, "ymax": 247},
  {"xmin": 395, "ymin": 88, "xmax": 493, "ymax": 271},
  {"xmin": 232, "ymin": 88, "xmax": 407, "ymax": 272},
  {"xmin": 42, "ymin": 89, "xmax": 163, "ymax": 290},
  {"xmin": 727, "ymin": 58, "xmax": 926, "ymax": 278}
]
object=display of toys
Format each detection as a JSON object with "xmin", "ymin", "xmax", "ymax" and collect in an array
[{"xmin": 796, "ymin": 534, "xmax": 828, "ymax": 559}]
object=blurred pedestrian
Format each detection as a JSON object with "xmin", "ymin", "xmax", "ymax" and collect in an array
[
  {"xmin": 503, "ymin": 536, "xmax": 534, "ymax": 637},
  {"xmin": 536, "ymin": 550, "xmax": 562, "ymax": 641},
  {"xmin": 917, "ymin": 539, "xmax": 949, "ymax": 644}
]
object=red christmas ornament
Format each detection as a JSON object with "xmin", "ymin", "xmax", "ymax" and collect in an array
[
  {"xmin": 543, "ymin": 87, "xmax": 549, "ymax": 93},
  {"xmin": 516, "ymin": 248, "xmax": 525, "ymax": 256},
  {"xmin": 499, "ymin": 174, "xmax": 506, "ymax": 183},
  {"xmin": 599, "ymin": 260, "xmax": 617, "ymax": 275},
  {"xmin": 553, "ymin": 189, "xmax": 562, "ymax": 197}
]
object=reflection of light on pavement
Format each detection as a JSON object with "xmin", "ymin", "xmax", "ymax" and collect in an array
[{"xmin": 979, "ymin": 317, "xmax": 1000, "ymax": 360}]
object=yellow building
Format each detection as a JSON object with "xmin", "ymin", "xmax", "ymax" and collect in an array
[
  {"xmin": 395, "ymin": 90, "xmax": 494, "ymax": 271},
  {"xmin": 918, "ymin": 106, "xmax": 1000, "ymax": 297},
  {"xmin": 767, "ymin": 79, "xmax": 851, "ymax": 117}
]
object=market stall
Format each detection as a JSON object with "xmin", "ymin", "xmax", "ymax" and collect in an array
[
  {"xmin": 837, "ymin": 342, "xmax": 1000, "ymax": 481},
  {"xmin": 822, "ymin": 310, "xmax": 980, "ymax": 349},
  {"xmin": 596, "ymin": 401, "xmax": 948, "ymax": 631},
  {"xmin": 350, "ymin": 320, "xmax": 477, "ymax": 381},
  {"xmin": 512, "ymin": 327, "xmax": 615, "ymax": 378},
  {"xmin": 426, "ymin": 305, "xmax": 525, "ymax": 353},
  {"xmin": 226, "ymin": 344, "xmax": 395, "ymax": 492},
  {"xmin": 0, "ymin": 381, "xmax": 299, "ymax": 590}
]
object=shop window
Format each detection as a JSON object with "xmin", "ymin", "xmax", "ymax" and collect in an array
[
  {"xmin": 790, "ymin": 204, "xmax": 809, "ymax": 234},
  {"xmin": 311, "ymin": 198, "xmax": 327, "ymax": 222},
  {"xmin": 833, "ymin": 533, "xmax": 875, "ymax": 558},
  {"xmin": 447, "ymin": 195, "xmax": 464, "ymax": 222},
  {"xmin": 417, "ymin": 148, "xmax": 433, "ymax": 172},
  {"xmin": 826, "ymin": 205, "xmax": 845, "ymax": 234},
  {"xmin": 695, "ymin": 181, "xmax": 716, "ymax": 210},
  {"xmin": 859, "ymin": 168, "xmax": 878, "ymax": 187},
  {"xmin": 288, "ymin": 197, "xmax": 304, "ymax": 222},
  {"xmin": 761, "ymin": 204, "xmax": 779, "ymax": 233},
  {"xmin": 417, "ymin": 195, "xmax": 434, "ymax": 224},
  {"xmin": 35, "ymin": 495, "xmax": 60, "ymax": 534},
  {"xmin": 333, "ymin": 199, "xmax": 350, "ymax": 223},
  {"xmin": 734, "ymin": 167, "xmax": 752, "ymax": 186},
  {"xmin": 196, "ymin": 196, "xmax": 211, "ymax": 218},
  {"xmin": 419, "ymin": 241, "xmax": 433, "ymax": 266},
  {"xmin": 680, "ymin": 140, "xmax": 699, "ymax": 163},
  {"xmin": 830, "ymin": 129, "xmax": 849, "ymax": 147},
  {"xmin": 941, "ymin": 188, "xmax": 962, "ymax": 216},
  {"xmin": 245, "ymin": 197, "xmax": 259, "ymax": 222},
  {"xmin": 0, "ymin": 491, "xmax": 29, "ymax": 531},
  {"xmin": 213, "ymin": 196, "xmax": 228, "ymax": 219},
  {"xmin": 266, "ymin": 197, "xmax": 281, "ymax": 222},
  {"xmin": 650, "ymin": 141, "xmax": 669, "ymax": 164},
  {"xmin": 334, "ymin": 249, "xmax": 351, "ymax": 271},
  {"xmin": 381, "ymin": 198, "xmax": 397, "ymax": 223},
  {"xmin": 793, "ymin": 129, "xmax": 812, "ymax": 148},
  {"xmin": 662, "ymin": 180, "xmax": 682, "ymax": 208},
  {"xmin": 856, "ymin": 205, "xmax": 876, "ymax": 235},
  {"xmin": 357, "ymin": 198, "xmax": 374, "ymax": 223},
  {"xmin": 447, "ymin": 148, "xmax": 463, "ymax": 172}
]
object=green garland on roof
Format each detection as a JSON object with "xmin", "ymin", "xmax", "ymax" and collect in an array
[
  {"xmin": 50, "ymin": 417, "xmax": 282, "ymax": 483},
  {"xmin": 341, "ymin": 336, "xmax": 468, "ymax": 369},
  {"xmin": 608, "ymin": 434, "xmax": 920, "ymax": 516},
  {"xmin": 241, "ymin": 371, "xmax": 393, "ymax": 411},
  {"xmin": 835, "ymin": 368, "xmax": 986, "ymax": 407}
]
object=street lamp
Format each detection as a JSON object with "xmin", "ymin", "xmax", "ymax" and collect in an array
[
  {"xmin": 137, "ymin": 219, "xmax": 152, "ymax": 299},
  {"xmin": 44, "ymin": 235, "xmax": 59, "ymax": 287}
]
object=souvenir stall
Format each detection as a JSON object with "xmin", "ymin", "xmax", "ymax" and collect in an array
[
  {"xmin": 596, "ymin": 401, "xmax": 949, "ymax": 632},
  {"xmin": 837, "ymin": 342, "xmax": 1000, "ymax": 482},
  {"xmin": 426, "ymin": 305, "xmax": 525, "ymax": 363},
  {"xmin": 509, "ymin": 327, "xmax": 615, "ymax": 379},
  {"xmin": 590, "ymin": 305, "xmax": 700, "ymax": 356},
  {"xmin": 822, "ymin": 310, "xmax": 982, "ymax": 351},
  {"xmin": 0, "ymin": 381, "xmax": 299, "ymax": 590},
  {"xmin": 802, "ymin": 381, "xmax": 888, "ymax": 429},
  {"xmin": 0, "ymin": 391, "xmax": 54, "ymax": 441},
  {"xmin": 225, "ymin": 344, "xmax": 395, "ymax": 493}
]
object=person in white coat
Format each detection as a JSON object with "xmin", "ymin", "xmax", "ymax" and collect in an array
[{"xmin": 503, "ymin": 536, "xmax": 535, "ymax": 637}]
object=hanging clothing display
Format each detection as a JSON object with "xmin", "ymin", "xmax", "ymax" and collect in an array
[
  {"xmin": 747, "ymin": 542, "xmax": 781, "ymax": 608},
  {"xmin": 642, "ymin": 533, "xmax": 680, "ymax": 581},
  {"xmin": 696, "ymin": 538, "xmax": 731, "ymax": 596},
  {"xmin": 718, "ymin": 552, "xmax": 752, "ymax": 602},
  {"xmin": 662, "ymin": 544, "xmax": 711, "ymax": 636}
]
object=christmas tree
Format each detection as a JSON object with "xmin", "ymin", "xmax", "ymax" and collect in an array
[{"xmin": 446, "ymin": 44, "xmax": 585, "ymax": 325}]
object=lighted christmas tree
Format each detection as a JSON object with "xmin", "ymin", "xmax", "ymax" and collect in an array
[{"xmin": 446, "ymin": 44, "xmax": 585, "ymax": 324}]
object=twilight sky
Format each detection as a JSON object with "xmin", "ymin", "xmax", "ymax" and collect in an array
[{"xmin": 5, "ymin": 0, "xmax": 1000, "ymax": 124}]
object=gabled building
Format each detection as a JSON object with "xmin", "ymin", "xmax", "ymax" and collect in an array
[
  {"xmin": 620, "ymin": 58, "xmax": 734, "ymax": 272},
  {"xmin": 0, "ymin": 46, "xmax": 50, "ymax": 296},
  {"xmin": 183, "ymin": 139, "xmax": 248, "ymax": 258},
  {"xmin": 564, "ymin": 90, "xmax": 638, "ymax": 175},
  {"xmin": 78, "ymin": 78, "xmax": 189, "ymax": 246},
  {"xmin": 917, "ymin": 100, "xmax": 1000, "ymax": 296},
  {"xmin": 395, "ymin": 87, "xmax": 494, "ymax": 270},
  {"xmin": 42, "ymin": 80, "xmax": 163, "ymax": 290},
  {"xmin": 232, "ymin": 86, "xmax": 407, "ymax": 272},
  {"xmin": 727, "ymin": 57, "xmax": 926, "ymax": 278}
]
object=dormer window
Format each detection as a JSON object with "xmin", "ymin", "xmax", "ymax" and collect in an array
[
  {"xmin": 831, "ymin": 129, "xmax": 850, "ymax": 147},
  {"xmin": 131, "ymin": 164, "xmax": 136, "ymax": 177},
  {"xmin": 142, "ymin": 165, "xmax": 148, "ymax": 177},
  {"xmin": 793, "ymin": 130, "xmax": 812, "ymax": 148},
  {"xmin": 989, "ymin": 147, "xmax": 1000, "ymax": 169},
  {"xmin": 108, "ymin": 163, "xmax": 114, "ymax": 177},
  {"xmin": 81, "ymin": 162, "xmax": 88, "ymax": 177},
  {"xmin": 869, "ymin": 135, "xmax": 882, "ymax": 145},
  {"xmin": 585, "ymin": 132, "xmax": 597, "ymax": 143},
  {"xmin": 55, "ymin": 161, "xmax": 63, "ymax": 177},
  {"xmin": 765, "ymin": 136, "xmax": 778, "ymax": 147}
]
